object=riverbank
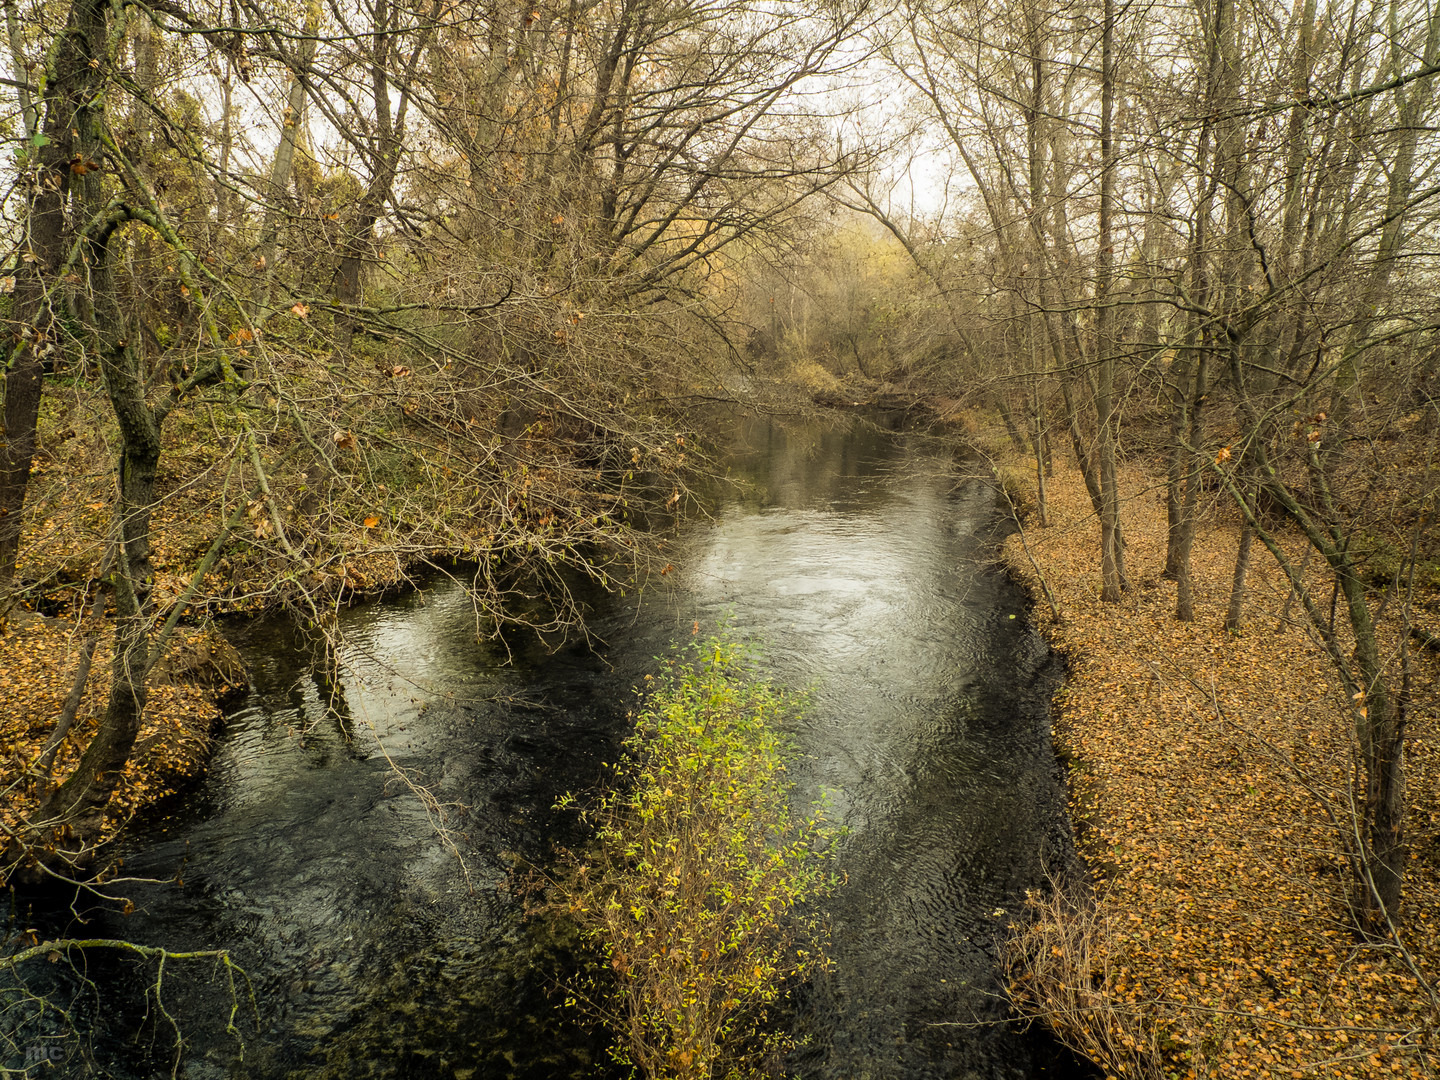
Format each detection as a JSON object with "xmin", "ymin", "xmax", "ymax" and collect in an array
[
  {"xmin": 970, "ymin": 419, "xmax": 1440, "ymax": 1078},
  {"xmin": 0, "ymin": 617, "xmax": 245, "ymax": 860}
]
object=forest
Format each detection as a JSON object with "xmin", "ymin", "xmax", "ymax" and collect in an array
[{"xmin": 1, "ymin": 0, "xmax": 1438, "ymax": 1076}]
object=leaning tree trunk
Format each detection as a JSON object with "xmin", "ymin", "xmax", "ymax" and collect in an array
[
  {"xmin": 24, "ymin": 0, "xmax": 162, "ymax": 864},
  {"xmin": 30, "ymin": 212, "xmax": 162, "ymax": 861},
  {"xmin": 1334, "ymin": 556, "xmax": 1408, "ymax": 925}
]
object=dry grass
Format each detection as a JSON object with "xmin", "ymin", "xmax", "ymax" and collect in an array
[{"xmin": 1007, "ymin": 878, "xmax": 1178, "ymax": 1080}]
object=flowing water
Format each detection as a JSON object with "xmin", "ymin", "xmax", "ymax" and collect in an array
[{"xmin": 7, "ymin": 412, "xmax": 1087, "ymax": 1080}]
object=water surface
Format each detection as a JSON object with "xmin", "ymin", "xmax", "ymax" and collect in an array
[{"xmin": 8, "ymin": 412, "xmax": 1080, "ymax": 1079}]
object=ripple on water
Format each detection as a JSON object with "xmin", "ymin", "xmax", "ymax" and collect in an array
[{"xmin": 16, "ymin": 413, "xmax": 1087, "ymax": 1080}]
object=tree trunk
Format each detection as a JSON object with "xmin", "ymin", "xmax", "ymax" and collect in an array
[
  {"xmin": 331, "ymin": 0, "xmax": 428, "ymax": 358},
  {"xmin": 255, "ymin": 11, "xmax": 319, "ymax": 317},
  {"xmin": 1226, "ymin": 341, "xmax": 1411, "ymax": 927},
  {"xmin": 1032, "ymin": 399, "xmax": 1049, "ymax": 529},
  {"xmin": 1223, "ymin": 512, "xmax": 1253, "ymax": 632},
  {"xmin": 1360, "ymin": 691, "xmax": 1408, "ymax": 926},
  {"xmin": 997, "ymin": 392, "xmax": 1031, "ymax": 455},
  {"xmin": 0, "ymin": 0, "xmax": 95, "ymax": 586},
  {"xmin": 1174, "ymin": 355, "xmax": 1208, "ymax": 620},
  {"xmin": 1334, "ymin": 552, "xmax": 1408, "ymax": 925},
  {"xmin": 0, "ymin": 339, "xmax": 45, "ymax": 588},
  {"xmin": 31, "ymin": 206, "xmax": 162, "ymax": 857},
  {"xmin": 26, "ymin": 0, "xmax": 162, "ymax": 863},
  {"xmin": 1162, "ymin": 366, "xmax": 1186, "ymax": 580},
  {"xmin": 1166, "ymin": 0, "xmax": 1225, "ymax": 590},
  {"xmin": 1326, "ymin": 1, "xmax": 1440, "ymax": 454},
  {"xmin": 1095, "ymin": 0, "xmax": 1125, "ymax": 603}
]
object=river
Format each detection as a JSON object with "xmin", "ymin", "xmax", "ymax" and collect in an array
[{"xmin": 8, "ymin": 411, "xmax": 1088, "ymax": 1080}]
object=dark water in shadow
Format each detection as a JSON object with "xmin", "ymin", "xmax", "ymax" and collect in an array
[{"xmin": 6, "ymin": 413, "xmax": 1085, "ymax": 1079}]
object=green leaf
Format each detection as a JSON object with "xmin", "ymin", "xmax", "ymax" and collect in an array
[{"xmin": 30, "ymin": 133, "xmax": 50, "ymax": 149}]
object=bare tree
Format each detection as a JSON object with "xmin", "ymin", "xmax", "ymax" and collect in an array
[
  {"xmin": 1, "ymin": 0, "xmax": 871, "ymax": 874},
  {"xmin": 860, "ymin": 0, "xmax": 1440, "ymax": 926}
]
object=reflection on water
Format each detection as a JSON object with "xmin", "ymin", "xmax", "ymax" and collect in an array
[{"xmin": 9, "ymin": 412, "xmax": 1083, "ymax": 1080}]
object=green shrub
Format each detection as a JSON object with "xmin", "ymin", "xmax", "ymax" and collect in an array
[{"xmin": 553, "ymin": 639, "xmax": 835, "ymax": 1080}]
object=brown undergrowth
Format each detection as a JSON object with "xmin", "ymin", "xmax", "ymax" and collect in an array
[
  {"xmin": 969, "ymin": 420, "xmax": 1440, "ymax": 1079},
  {"xmin": 0, "ymin": 615, "xmax": 245, "ymax": 863}
]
